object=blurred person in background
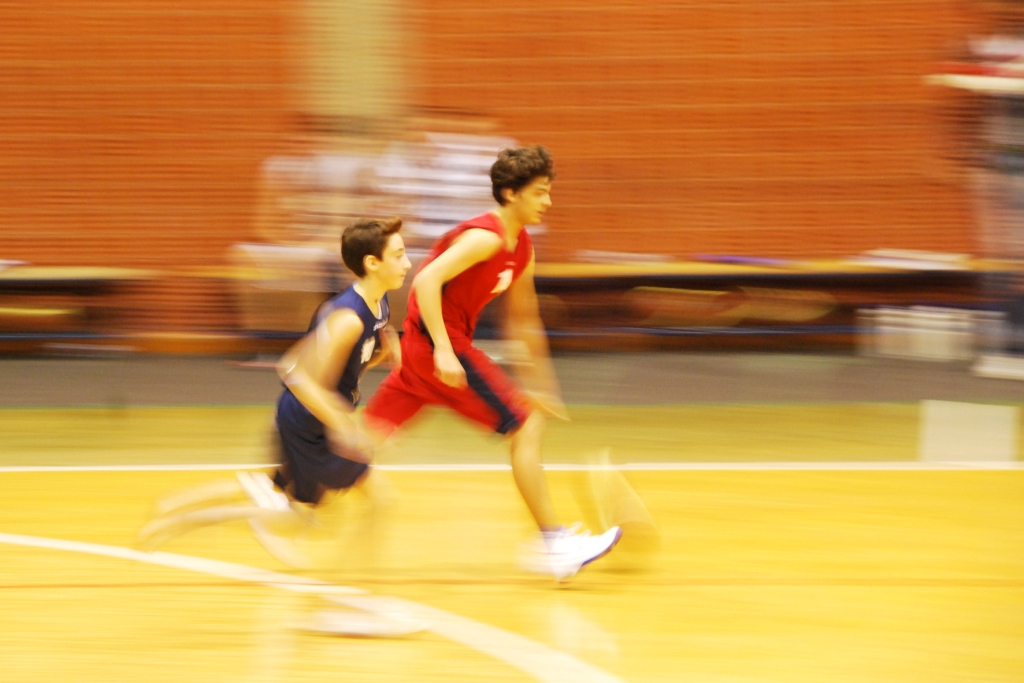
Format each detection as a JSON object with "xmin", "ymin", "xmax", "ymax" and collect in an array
[
  {"xmin": 139, "ymin": 217, "xmax": 411, "ymax": 564},
  {"xmin": 362, "ymin": 145, "xmax": 622, "ymax": 582}
]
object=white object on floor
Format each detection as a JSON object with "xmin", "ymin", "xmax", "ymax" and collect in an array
[{"xmin": 918, "ymin": 400, "xmax": 1019, "ymax": 462}]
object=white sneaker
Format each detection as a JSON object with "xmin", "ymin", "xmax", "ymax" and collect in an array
[
  {"xmin": 519, "ymin": 524, "xmax": 623, "ymax": 581},
  {"xmin": 236, "ymin": 471, "xmax": 291, "ymax": 512}
]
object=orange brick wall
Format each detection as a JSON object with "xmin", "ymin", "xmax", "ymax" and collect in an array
[
  {"xmin": 407, "ymin": 0, "xmax": 982, "ymax": 261},
  {"xmin": 0, "ymin": 1, "xmax": 297, "ymax": 330},
  {"xmin": 0, "ymin": 1, "xmax": 989, "ymax": 334}
]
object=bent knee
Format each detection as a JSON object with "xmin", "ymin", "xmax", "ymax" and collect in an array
[{"xmin": 510, "ymin": 409, "xmax": 545, "ymax": 441}]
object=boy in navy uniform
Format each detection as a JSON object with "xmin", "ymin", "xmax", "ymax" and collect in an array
[
  {"xmin": 139, "ymin": 217, "xmax": 411, "ymax": 562},
  {"xmin": 270, "ymin": 216, "xmax": 410, "ymax": 506}
]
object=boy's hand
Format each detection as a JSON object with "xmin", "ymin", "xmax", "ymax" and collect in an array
[
  {"xmin": 326, "ymin": 427, "xmax": 374, "ymax": 463},
  {"xmin": 433, "ymin": 347, "xmax": 467, "ymax": 388},
  {"xmin": 525, "ymin": 390, "xmax": 569, "ymax": 421}
]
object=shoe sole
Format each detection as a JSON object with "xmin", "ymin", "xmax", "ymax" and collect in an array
[
  {"xmin": 580, "ymin": 526, "xmax": 624, "ymax": 569},
  {"xmin": 520, "ymin": 526, "xmax": 625, "ymax": 582}
]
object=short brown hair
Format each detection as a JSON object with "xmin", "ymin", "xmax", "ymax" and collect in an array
[
  {"xmin": 341, "ymin": 217, "xmax": 402, "ymax": 277},
  {"xmin": 490, "ymin": 145, "xmax": 555, "ymax": 205}
]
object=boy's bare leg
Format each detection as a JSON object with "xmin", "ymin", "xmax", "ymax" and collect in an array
[
  {"xmin": 508, "ymin": 411, "xmax": 560, "ymax": 529},
  {"xmin": 314, "ymin": 468, "xmax": 399, "ymax": 570},
  {"xmin": 352, "ymin": 469, "xmax": 400, "ymax": 527},
  {"xmin": 508, "ymin": 415, "xmax": 624, "ymax": 581},
  {"xmin": 138, "ymin": 503, "xmax": 297, "ymax": 551},
  {"xmin": 154, "ymin": 477, "xmax": 246, "ymax": 517}
]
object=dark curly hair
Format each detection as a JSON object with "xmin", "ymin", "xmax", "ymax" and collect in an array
[{"xmin": 490, "ymin": 145, "xmax": 555, "ymax": 205}]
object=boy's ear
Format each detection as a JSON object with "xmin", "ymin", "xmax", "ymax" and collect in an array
[
  {"xmin": 363, "ymin": 254, "xmax": 378, "ymax": 272},
  {"xmin": 501, "ymin": 187, "xmax": 516, "ymax": 204}
]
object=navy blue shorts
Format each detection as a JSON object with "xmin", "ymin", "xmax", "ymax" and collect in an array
[{"xmin": 274, "ymin": 390, "xmax": 369, "ymax": 505}]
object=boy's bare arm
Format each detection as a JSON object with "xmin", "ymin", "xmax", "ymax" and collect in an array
[
  {"xmin": 276, "ymin": 309, "xmax": 372, "ymax": 460},
  {"xmin": 504, "ymin": 254, "xmax": 567, "ymax": 420},
  {"xmin": 411, "ymin": 228, "xmax": 502, "ymax": 387}
]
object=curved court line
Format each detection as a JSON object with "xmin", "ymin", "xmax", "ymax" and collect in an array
[
  {"xmin": 329, "ymin": 594, "xmax": 626, "ymax": 683},
  {"xmin": 0, "ymin": 532, "xmax": 365, "ymax": 595},
  {"xmin": 0, "ymin": 532, "xmax": 627, "ymax": 683}
]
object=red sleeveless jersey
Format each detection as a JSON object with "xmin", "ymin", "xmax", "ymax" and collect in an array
[{"xmin": 405, "ymin": 212, "xmax": 533, "ymax": 350}]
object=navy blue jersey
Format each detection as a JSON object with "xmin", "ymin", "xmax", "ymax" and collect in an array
[
  {"xmin": 310, "ymin": 285, "xmax": 389, "ymax": 407},
  {"xmin": 277, "ymin": 284, "xmax": 389, "ymax": 428},
  {"xmin": 272, "ymin": 285, "xmax": 386, "ymax": 503}
]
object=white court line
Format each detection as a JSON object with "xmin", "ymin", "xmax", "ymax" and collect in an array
[
  {"xmin": 1, "ymin": 461, "xmax": 1023, "ymax": 473},
  {"xmin": 0, "ymin": 464, "xmax": 275, "ymax": 473},
  {"xmin": 386, "ymin": 462, "xmax": 1024, "ymax": 471},
  {"xmin": 0, "ymin": 532, "xmax": 626, "ymax": 683}
]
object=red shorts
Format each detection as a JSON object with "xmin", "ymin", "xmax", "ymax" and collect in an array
[{"xmin": 363, "ymin": 332, "xmax": 531, "ymax": 437}]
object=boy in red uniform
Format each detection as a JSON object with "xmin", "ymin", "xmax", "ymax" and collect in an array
[{"xmin": 363, "ymin": 145, "xmax": 621, "ymax": 581}]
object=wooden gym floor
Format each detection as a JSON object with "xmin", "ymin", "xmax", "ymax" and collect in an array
[{"xmin": 1, "ymin": 353, "xmax": 1023, "ymax": 682}]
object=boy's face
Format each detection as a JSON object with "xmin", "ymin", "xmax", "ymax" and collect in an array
[
  {"xmin": 375, "ymin": 233, "xmax": 412, "ymax": 290},
  {"xmin": 506, "ymin": 176, "xmax": 552, "ymax": 225}
]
